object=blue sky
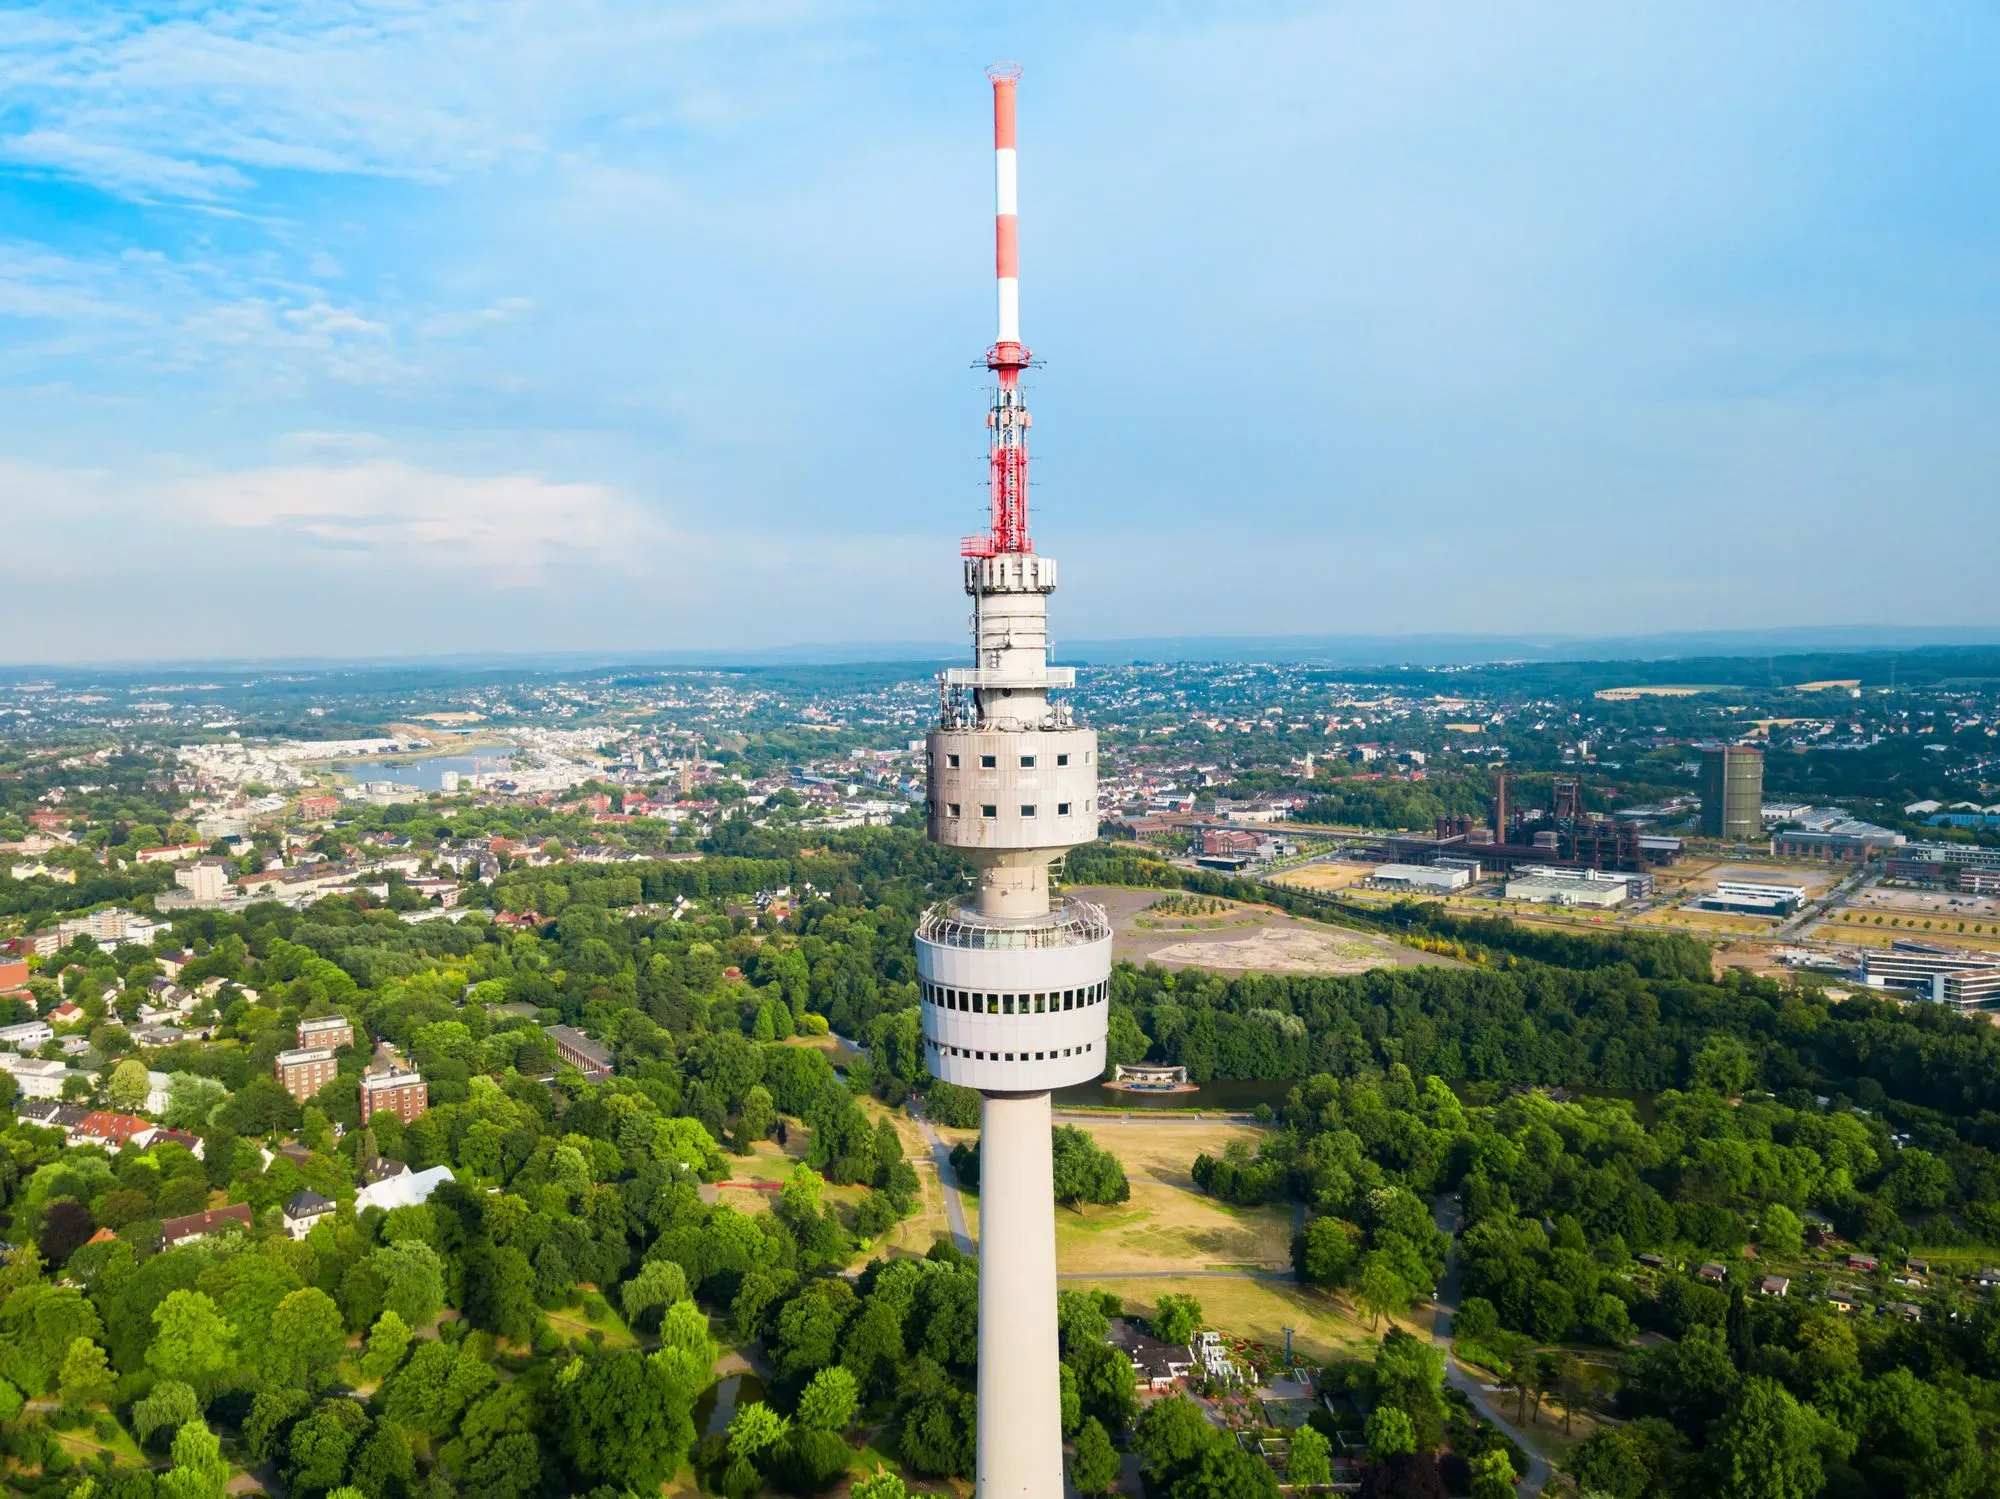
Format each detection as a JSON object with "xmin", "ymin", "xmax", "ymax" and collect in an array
[{"xmin": 2, "ymin": 2, "xmax": 1997, "ymax": 662}]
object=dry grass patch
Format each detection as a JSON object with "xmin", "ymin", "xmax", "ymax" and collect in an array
[{"xmin": 1053, "ymin": 1121, "xmax": 1292, "ymax": 1273}]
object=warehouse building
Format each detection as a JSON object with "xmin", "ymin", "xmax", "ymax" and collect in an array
[
  {"xmin": 1505, "ymin": 870, "xmax": 1631, "ymax": 908},
  {"xmin": 1367, "ymin": 864, "xmax": 1470, "ymax": 894}
]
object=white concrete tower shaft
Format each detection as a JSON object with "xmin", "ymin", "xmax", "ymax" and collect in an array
[{"xmin": 914, "ymin": 63, "xmax": 1111, "ymax": 1499}]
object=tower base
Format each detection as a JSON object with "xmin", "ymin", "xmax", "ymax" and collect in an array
[{"xmin": 975, "ymin": 1089, "xmax": 1063, "ymax": 1497}]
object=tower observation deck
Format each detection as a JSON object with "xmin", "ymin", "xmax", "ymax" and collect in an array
[{"xmin": 914, "ymin": 64, "xmax": 1109, "ymax": 1498}]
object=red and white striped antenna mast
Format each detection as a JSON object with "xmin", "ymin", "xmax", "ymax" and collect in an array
[{"xmin": 963, "ymin": 60, "xmax": 1033, "ymax": 559}]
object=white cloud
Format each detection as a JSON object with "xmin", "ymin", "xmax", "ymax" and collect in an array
[{"xmin": 174, "ymin": 458, "xmax": 660, "ymax": 581}]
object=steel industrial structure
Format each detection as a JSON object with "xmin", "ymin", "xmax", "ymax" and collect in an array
[{"xmin": 916, "ymin": 65, "xmax": 1110, "ymax": 1498}]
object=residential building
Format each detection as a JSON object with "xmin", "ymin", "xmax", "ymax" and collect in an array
[
  {"xmin": 68, "ymin": 1110, "xmax": 155, "ymax": 1153},
  {"xmin": 158, "ymin": 1204, "xmax": 253, "ymax": 1250},
  {"xmin": 359, "ymin": 1062, "xmax": 428, "ymax": 1124},
  {"xmin": 274, "ymin": 1046, "xmax": 340, "ymax": 1103},
  {"xmin": 546, "ymin": 1024, "xmax": 614, "ymax": 1078},
  {"xmin": 297, "ymin": 1014, "xmax": 355, "ymax": 1052},
  {"xmin": 0, "ymin": 1053, "xmax": 89, "ymax": 1099},
  {"xmin": 15, "ymin": 1100, "xmax": 88, "ymax": 1131},
  {"xmin": 175, "ymin": 859, "xmax": 232, "ymax": 902},
  {"xmin": 298, "ymin": 795, "xmax": 341, "ymax": 820},
  {"xmin": 1105, "ymin": 1319, "xmax": 1194, "ymax": 1391},
  {"xmin": 0, "ymin": 1020, "xmax": 54, "ymax": 1051},
  {"xmin": 282, "ymin": 1189, "xmax": 336, "ymax": 1241}
]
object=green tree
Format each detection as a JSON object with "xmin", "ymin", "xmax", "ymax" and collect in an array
[
  {"xmin": 1365, "ymin": 1406, "xmax": 1416, "ymax": 1460},
  {"xmin": 1170, "ymin": 1442, "xmax": 1281, "ymax": 1498},
  {"xmin": 372, "ymin": 1241, "xmax": 446, "ymax": 1328},
  {"xmin": 284, "ymin": 1398, "xmax": 369, "ymax": 1498},
  {"xmin": 734, "ymin": 1084, "xmax": 776, "ymax": 1153},
  {"xmin": 1707, "ymin": 1376, "xmax": 1833, "ymax": 1499},
  {"xmin": 796, "ymin": 1365, "xmax": 859, "ymax": 1432},
  {"xmin": 1355, "ymin": 1254, "xmax": 1416, "ymax": 1330},
  {"xmin": 1759, "ymin": 1202, "xmax": 1804, "ymax": 1259},
  {"xmin": 0, "ymin": 1282, "xmax": 104, "ymax": 1396},
  {"xmin": 1155, "ymin": 1292, "xmax": 1203, "ymax": 1345},
  {"xmin": 559, "ymin": 1349, "xmax": 702, "ymax": 1494},
  {"xmin": 1288, "ymin": 1424, "xmax": 1332, "ymax": 1487},
  {"xmin": 729, "ymin": 1400, "xmax": 789, "ymax": 1463},
  {"xmin": 1052, "ymin": 1125, "xmax": 1131, "ymax": 1212},
  {"xmin": 1069, "ymin": 1337, "xmax": 1139, "ymax": 1431},
  {"xmin": 132, "ymin": 1380, "xmax": 202, "ymax": 1448},
  {"xmin": 266, "ymin": 1288, "xmax": 348, "ymax": 1390},
  {"xmin": 106, "ymin": 1058, "xmax": 152, "ymax": 1113},
  {"xmin": 146, "ymin": 1291, "xmax": 236, "ymax": 1394},
  {"xmin": 1134, "ymin": 1395, "xmax": 1217, "ymax": 1478},
  {"xmin": 1294, "ymin": 1216, "xmax": 1360, "ymax": 1287},
  {"xmin": 620, "ymin": 1259, "xmax": 689, "ymax": 1332},
  {"xmin": 359, "ymin": 1309, "xmax": 411, "ymax": 1382},
  {"xmin": 1469, "ymin": 1447, "xmax": 1515, "ymax": 1499},
  {"xmin": 159, "ymin": 1420, "xmax": 230, "ymax": 1499},
  {"xmin": 852, "ymin": 1471, "xmax": 909, "ymax": 1499},
  {"xmin": 58, "ymin": 1336, "xmax": 114, "ymax": 1410},
  {"xmin": 1072, "ymin": 1415, "xmax": 1122, "ymax": 1495}
]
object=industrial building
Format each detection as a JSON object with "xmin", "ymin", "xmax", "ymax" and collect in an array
[
  {"xmin": 1770, "ymin": 814, "xmax": 1903, "ymax": 862},
  {"xmin": 1699, "ymin": 746, "xmax": 1764, "ymax": 839},
  {"xmin": 912, "ymin": 67, "xmax": 1110, "ymax": 1499},
  {"xmin": 1505, "ymin": 868, "xmax": 1634, "ymax": 908},
  {"xmin": 1861, "ymin": 942, "xmax": 2000, "ymax": 1010},
  {"xmin": 1368, "ymin": 863, "xmax": 1470, "ymax": 893},
  {"xmin": 1699, "ymin": 880, "xmax": 1808, "ymax": 917}
]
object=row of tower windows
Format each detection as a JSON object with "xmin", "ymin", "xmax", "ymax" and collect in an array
[
  {"xmin": 942, "ymin": 751, "xmax": 1084, "ymax": 769},
  {"xmin": 931, "ymin": 801, "xmax": 1073, "ymax": 818},
  {"xmin": 927, "ymin": 1037, "xmax": 1094, "ymax": 1063},
  {"xmin": 920, "ymin": 980, "xmax": 1109, "ymax": 1014}
]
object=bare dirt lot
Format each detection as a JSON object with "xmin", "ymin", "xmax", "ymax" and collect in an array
[{"xmin": 1073, "ymin": 885, "xmax": 1460, "ymax": 977}]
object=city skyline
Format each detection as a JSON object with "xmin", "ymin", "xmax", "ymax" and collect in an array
[{"xmin": 4, "ymin": 2, "xmax": 1999, "ymax": 662}]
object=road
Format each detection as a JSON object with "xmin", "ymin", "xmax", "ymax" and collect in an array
[
  {"xmin": 1430, "ymin": 1193, "xmax": 1554, "ymax": 1494},
  {"xmin": 1777, "ymin": 865, "xmax": 1872, "ymax": 940},
  {"xmin": 910, "ymin": 1106, "xmax": 976, "ymax": 1254}
]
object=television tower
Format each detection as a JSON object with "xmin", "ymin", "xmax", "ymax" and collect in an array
[{"xmin": 916, "ymin": 63, "xmax": 1111, "ymax": 1498}]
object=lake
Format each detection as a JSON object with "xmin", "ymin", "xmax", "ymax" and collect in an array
[{"xmin": 332, "ymin": 745, "xmax": 518, "ymax": 791}]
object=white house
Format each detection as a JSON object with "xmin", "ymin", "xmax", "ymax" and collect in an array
[{"xmin": 355, "ymin": 1164, "xmax": 454, "ymax": 1214}]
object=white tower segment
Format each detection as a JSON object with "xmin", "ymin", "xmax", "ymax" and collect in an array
[{"xmin": 915, "ymin": 63, "xmax": 1110, "ymax": 1499}]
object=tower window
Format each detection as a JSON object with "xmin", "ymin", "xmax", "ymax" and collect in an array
[
  {"xmin": 947, "ymin": 753, "xmax": 960, "ymax": 768},
  {"xmin": 1058, "ymin": 802, "xmax": 1071, "ymax": 816},
  {"xmin": 981, "ymin": 804, "xmax": 997, "ymax": 818},
  {"xmin": 1057, "ymin": 753, "xmax": 1070, "ymax": 766},
  {"xmin": 1020, "ymin": 804, "xmax": 1036, "ymax": 817},
  {"xmin": 925, "ymin": 799, "xmax": 935, "ymax": 816},
  {"xmin": 948, "ymin": 803, "xmax": 961, "ymax": 818},
  {"xmin": 980, "ymin": 754, "xmax": 997, "ymax": 768},
  {"xmin": 1020, "ymin": 755, "xmax": 1036, "ymax": 767}
]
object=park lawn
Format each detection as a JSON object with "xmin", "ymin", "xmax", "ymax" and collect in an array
[
  {"xmin": 1052, "ymin": 1121, "xmax": 1292, "ymax": 1273},
  {"xmin": 52, "ymin": 1417, "xmax": 147, "ymax": 1467},
  {"xmin": 546, "ymin": 1295, "xmax": 638, "ymax": 1350},
  {"xmin": 1069, "ymin": 1276, "xmax": 1376, "ymax": 1365}
]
